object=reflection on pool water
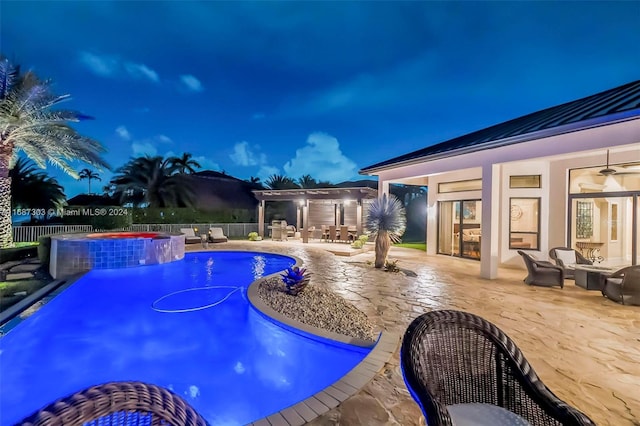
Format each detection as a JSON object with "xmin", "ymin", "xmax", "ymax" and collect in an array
[{"xmin": 0, "ymin": 251, "xmax": 371, "ymax": 425}]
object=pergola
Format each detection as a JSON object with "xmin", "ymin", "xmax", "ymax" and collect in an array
[{"xmin": 252, "ymin": 187, "xmax": 378, "ymax": 242}]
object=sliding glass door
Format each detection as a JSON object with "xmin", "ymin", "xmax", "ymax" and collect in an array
[{"xmin": 438, "ymin": 200, "xmax": 482, "ymax": 260}]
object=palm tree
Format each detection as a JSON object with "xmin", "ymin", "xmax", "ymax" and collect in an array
[
  {"xmin": 169, "ymin": 152, "xmax": 201, "ymax": 174},
  {"xmin": 78, "ymin": 168, "xmax": 101, "ymax": 194},
  {"xmin": 111, "ymin": 155, "xmax": 195, "ymax": 208},
  {"xmin": 265, "ymin": 174, "xmax": 299, "ymax": 190},
  {"xmin": 316, "ymin": 180, "xmax": 335, "ymax": 188},
  {"xmin": 365, "ymin": 194, "xmax": 407, "ymax": 268},
  {"xmin": 10, "ymin": 157, "xmax": 66, "ymax": 223},
  {"xmin": 297, "ymin": 174, "xmax": 318, "ymax": 188},
  {"xmin": 0, "ymin": 56, "xmax": 108, "ymax": 247}
]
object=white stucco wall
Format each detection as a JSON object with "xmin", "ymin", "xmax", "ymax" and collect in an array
[{"xmin": 373, "ymin": 117, "xmax": 640, "ymax": 279}]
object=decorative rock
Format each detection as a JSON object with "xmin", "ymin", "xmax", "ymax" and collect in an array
[{"xmin": 258, "ymin": 277, "xmax": 378, "ymax": 342}]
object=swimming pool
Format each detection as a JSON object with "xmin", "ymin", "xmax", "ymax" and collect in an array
[{"xmin": 0, "ymin": 251, "xmax": 371, "ymax": 425}]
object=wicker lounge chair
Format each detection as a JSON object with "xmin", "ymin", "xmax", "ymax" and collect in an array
[
  {"xmin": 549, "ymin": 247, "xmax": 592, "ymax": 279},
  {"xmin": 180, "ymin": 228, "xmax": 202, "ymax": 244},
  {"xmin": 401, "ymin": 310, "xmax": 596, "ymax": 426},
  {"xmin": 207, "ymin": 227, "xmax": 228, "ymax": 243},
  {"xmin": 518, "ymin": 250, "xmax": 564, "ymax": 288},
  {"xmin": 602, "ymin": 265, "xmax": 640, "ymax": 306},
  {"xmin": 17, "ymin": 381, "xmax": 209, "ymax": 426}
]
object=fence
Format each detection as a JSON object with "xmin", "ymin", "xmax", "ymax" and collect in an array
[{"xmin": 12, "ymin": 223, "xmax": 263, "ymax": 243}]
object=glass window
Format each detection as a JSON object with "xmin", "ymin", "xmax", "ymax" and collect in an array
[
  {"xmin": 576, "ymin": 201, "xmax": 593, "ymax": 239},
  {"xmin": 509, "ymin": 175, "xmax": 541, "ymax": 188},
  {"xmin": 509, "ymin": 198, "xmax": 540, "ymax": 250},
  {"xmin": 438, "ymin": 179, "xmax": 482, "ymax": 193}
]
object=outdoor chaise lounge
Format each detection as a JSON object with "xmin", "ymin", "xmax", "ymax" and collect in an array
[
  {"xmin": 549, "ymin": 247, "xmax": 592, "ymax": 279},
  {"xmin": 18, "ymin": 381, "xmax": 208, "ymax": 426},
  {"xmin": 207, "ymin": 227, "xmax": 228, "ymax": 243},
  {"xmin": 180, "ymin": 228, "xmax": 202, "ymax": 244},
  {"xmin": 601, "ymin": 265, "xmax": 640, "ymax": 306},
  {"xmin": 518, "ymin": 250, "xmax": 564, "ymax": 288},
  {"xmin": 400, "ymin": 310, "xmax": 596, "ymax": 426}
]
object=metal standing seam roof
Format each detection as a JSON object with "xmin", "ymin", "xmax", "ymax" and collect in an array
[{"xmin": 360, "ymin": 80, "xmax": 640, "ymax": 174}]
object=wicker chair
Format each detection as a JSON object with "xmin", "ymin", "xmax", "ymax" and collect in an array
[
  {"xmin": 518, "ymin": 250, "xmax": 565, "ymax": 288},
  {"xmin": 549, "ymin": 247, "xmax": 592, "ymax": 279},
  {"xmin": 400, "ymin": 310, "xmax": 596, "ymax": 426},
  {"xmin": 17, "ymin": 381, "xmax": 209, "ymax": 426},
  {"xmin": 602, "ymin": 265, "xmax": 640, "ymax": 306}
]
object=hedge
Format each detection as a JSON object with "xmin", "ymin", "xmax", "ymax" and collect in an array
[{"xmin": 131, "ymin": 207, "xmax": 255, "ymax": 224}]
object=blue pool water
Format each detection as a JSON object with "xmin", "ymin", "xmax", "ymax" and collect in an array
[{"xmin": 0, "ymin": 252, "xmax": 371, "ymax": 425}]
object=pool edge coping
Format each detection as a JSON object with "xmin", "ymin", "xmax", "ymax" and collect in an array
[{"xmin": 244, "ymin": 251, "xmax": 399, "ymax": 426}]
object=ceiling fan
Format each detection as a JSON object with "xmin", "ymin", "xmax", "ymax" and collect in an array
[{"xmin": 598, "ymin": 150, "xmax": 640, "ymax": 176}]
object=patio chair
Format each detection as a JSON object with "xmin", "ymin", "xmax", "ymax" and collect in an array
[
  {"xmin": 602, "ymin": 265, "xmax": 640, "ymax": 306},
  {"xmin": 400, "ymin": 310, "xmax": 596, "ymax": 426},
  {"xmin": 285, "ymin": 224, "xmax": 296, "ymax": 239},
  {"xmin": 17, "ymin": 381, "xmax": 209, "ymax": 426},
  {"xmin": 549, "ymin": 247, "xmax": 592, "ymax": 279},
  {"xmin": 207, "ymin": 227, "xmax": 228, "ymax": 243},
  {"xmin": 339, "ymin": 225, "xmax": 350, "ymax": 242},
  {"xmin": 518, "ymin": 250, "xmax": 564, "ymax": 288},
  {"xmin": 327, "ymin": 225, "xmax": 337, "ymax": 242},
  {"xmin": 180, "ymin": 228, "xmax": 202, "ymax": 245}
]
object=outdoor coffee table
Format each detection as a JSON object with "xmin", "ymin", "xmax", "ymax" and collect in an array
[{"xmin": 574, "ymin": 265, "xmax": 617, "ymax": 290}]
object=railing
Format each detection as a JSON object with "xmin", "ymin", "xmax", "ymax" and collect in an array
[
  {"xmin": 13, "ymin": 225, "xmax": 94, "ymax": 243},
  {"xmin": 12, "ymin": 223, "xmax": 261, "ymax": 242}
]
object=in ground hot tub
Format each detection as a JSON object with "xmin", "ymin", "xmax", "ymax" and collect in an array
[{"xmin": 49, "ymin": 231, "xmax": 185, "ymax": 279}]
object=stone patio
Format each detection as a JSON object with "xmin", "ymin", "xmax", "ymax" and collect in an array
[{"xmin": 192, "ymin": 240, "xmax": 640, "ymax": 426}]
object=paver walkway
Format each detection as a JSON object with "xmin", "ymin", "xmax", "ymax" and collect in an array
[{"xmin": 194, "ymin": 241, "xmax": 640, "ymax": 426}]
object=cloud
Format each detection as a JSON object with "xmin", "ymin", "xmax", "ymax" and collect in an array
[
  {"xmin": 79, "ymin": 51, "xmax": 119, "ymax": 77},
  {"xmin": 131, "ymin": 142, "xmax": 158, "ymax": 157},
  {"xmin": 230, "ymin": 141, "xmax": 267, "ymax": 166},
  {"xmin": 79, "ymin": 51, "xmax": 160, "ymax": 83},
  {"xmin": 192, "ymin": 155, "xmax": 220, "ymax": 171},
  {"xmin": 115, "ymin": 126, "xmax": 131, "ymax": 140},
  {"xmin": 283, "ymin": 132, "xmax": 358, "ymax": 183},
  {"xmin": 157, "ymin": 134, "xmax": 173, "ymax": 144},
  {"xmin": 179, "ymin": 74, "xmax": 204, "ymax": 92},
  {"xmin": 257, "ymin": 165, "xmax": 280, "ymax": 182},
  {"xmin": 124, "ymin": 62, "xmax": 159, "ymax": 83}
]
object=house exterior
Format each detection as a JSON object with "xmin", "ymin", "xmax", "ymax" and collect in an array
[{"xmin": 360, "ymin": 80, "xmax": 640, "ymax": 279}]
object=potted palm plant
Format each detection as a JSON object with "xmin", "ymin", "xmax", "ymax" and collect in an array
[{"xmin": 365, "ymin": 194, "xmax": 407, "ymax": 268}]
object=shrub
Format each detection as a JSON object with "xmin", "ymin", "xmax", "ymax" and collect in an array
[
  {"xmin": 132, "ymin": 207, "xmax": 255, "ymax": 224},
  {"xmin": 248, "ymin": 232, "xmax": 262, "ymax": 241},
  {"xmin": 351, "ymin": 234, "xmax": 369, "ymax": 248},
  {"xmin": 0, "ymin": 244, "xmax": 38, "ymax": 263},
  {"xmin": 384, "ymin": 259, "xmax": 400, "ymax": 273},
  {"xmin": 37, "ymin": 234, "xmax": 53, "ymax": 265},
  {"xmin": 62, "ymin": 206, "xmax": 132, "ymax": 229}
]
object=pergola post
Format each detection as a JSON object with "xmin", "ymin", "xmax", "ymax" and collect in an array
[
  {"xmin": 302, "ymin": 199, "xmax": 309, "ymax": 243},
  {"xmin": 258, "ymin": 200, "xmax": 265, "ymax": 237},
  {"xmin": 356, "ymin": 199, "xmax": 363, "ymax": 236}
]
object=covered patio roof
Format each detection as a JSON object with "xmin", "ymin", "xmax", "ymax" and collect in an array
[
  {"xmin": 252, "ymin": 187, "xmax": 379, "ymax": 242},
  {"xmin": 252, "ymin": 186, "xmax": 378, "ymax": 201}
]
